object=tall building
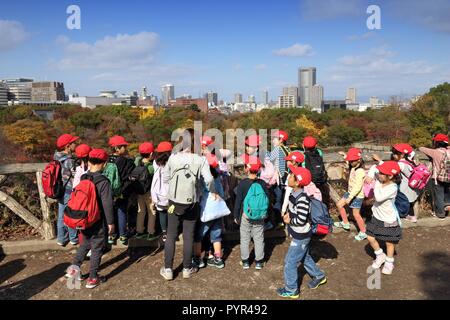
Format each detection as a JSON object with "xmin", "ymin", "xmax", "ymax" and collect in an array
[
  {"xmin": 262, "ymin": 90, "xmax": 269, "ymax": 105},
  {"xmin": 370, "ymin": 96, "xmax": 379, "ymax": 109},
  {"xmin": 141, "ymin": 86, "xmax": 148, "ymax": 98},
  {"xmin": 298, "ymin": 67, "xmax": 317, "ymax": 106},
  {"xmin": 31, "ymin": 81, "xmax": 65, "ymax": 102},
  {"xmin": 278, "ymin": 95, "xmax": 296, "ymax": 109},
  {"xmin": 282, "ymin": 86, "xmax": 299, "ymax": 107},
  {"xmin": 205, "ymin": 91, "xmax": 218, "ymax": 106},
  {"xmin": 346, "ymin": 88, "xmax": 357, "ymax": 104},
  {"xmin": 248, "ymin": 95, "xmax": 256, "ymax": 103},
  {"xmin": 0, "ymin": 83, "xmax": 8, "ymax": 106},
  {"xmin": 310, "ymin": 85, "xmax": 324, "ymax": 112},
  {"xmin": 161, "ymin": 84, "xmax": 175, "ymax": 106},
  {"xmin": 2, "ymin": 78, "xmax": 33, "ymax": 101},
  {"xmin": 235, "ymin": 93, "xmax": 243, "ymax": 104}
]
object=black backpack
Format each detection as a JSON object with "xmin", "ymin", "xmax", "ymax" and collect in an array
[
  {"xmin": 129, "ymin": 161, "xmax": 153, "ymax": 195},
  {"xmin": 304, "ymin": 150, "xmax": 327, "ymax": 185}
]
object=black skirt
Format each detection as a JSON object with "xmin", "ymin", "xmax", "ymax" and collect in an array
[{"xmin": 366, "ymin": 216, "xmax": 402, "ymax": 244}]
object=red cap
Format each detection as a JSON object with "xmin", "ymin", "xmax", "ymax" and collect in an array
[
  {"xmin": 345, "ymin": 148, "xmax": 362, "ymax": 161},
  {"xmin": 272, "ymin": 130, "xmax": 288, "ymax": 142},
  {"xmin": 201, "ymin": 136, "xmax": 213, "ymax": 147},
  {"xmin": 75, "ymin": 144, "xmax": 92, "ymax": 158},
  {"xmin": 139, "ymin": 142, "xmax": 154, "ymax": 154},
  {"xmin": 245, "ymin": 135, "xmax": 262, "ymax": 147},
  {"xmin": 89, "ymin": 148, "xmax": 108, "ymax": 162},
  {"xmin": 242, "ymin": 155, "xmax": 262, "ymax": 172},
  {"xmin": 303, "ymin": 136, "xmax": 318, "ymax": 149},
  {"xmin": 56, "ymin": 134, "xmax": 79, "ymax": 149},
  {"xmin": 433, "ymin": 134, "xmax": 449, "ymax": 143},
  {"xmin": 285, "ymin": 151, "xmax": 305, "ymax": 164},
  {"xmin": 288, "ymin": 165, "xmax": 312, "ymax": 187},
  {"xmin": 109, "ymin": 136, "xmax": 129, "ymax": 147},
  {"xmin": 206, "ymin": 154, "xmax": 219, "ymax": 168},
  {"xmin": 377, "ymin": 161, "xmax": 401, "ymax": 176},
  {"xmin": 155, "ymin": 141, "xmax": 173, "ymax": 153},
  {"xmin": 393, "ymin": 143, "xmax": 413, "ymax": 155}
]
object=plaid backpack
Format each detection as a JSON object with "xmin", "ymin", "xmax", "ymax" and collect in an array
[{"xmin": 437, "ymin": 149, "xmax": 450, "ymax": 183}]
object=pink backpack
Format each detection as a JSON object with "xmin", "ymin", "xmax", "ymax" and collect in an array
[
  {"xmin": 260, "ymin": 158, "xmax": 279, "ymax": 186},
  {"xmin": 400, "ymin": 160, "xmax": 432, "ymax": 191}
]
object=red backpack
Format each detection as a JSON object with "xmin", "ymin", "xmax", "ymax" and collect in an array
[
  {"xmin": 64, "ymin": 175, "xmax": 105, "ymax": 230},
  {"xmin": 42, "ymin": 160, "xmax": 65, "ymax": 199}
]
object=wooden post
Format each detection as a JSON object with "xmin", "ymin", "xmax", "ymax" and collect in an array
[
  {"xmin": 36, "ymin": 171, "xmax": 56, "ymax": 240},
  {"xmin": 0, "ymin": 190, "xmax": 44, "ymax": 235}
]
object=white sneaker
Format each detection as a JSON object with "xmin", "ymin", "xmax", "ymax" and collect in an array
[
  {"xmin": 182, "ymin": 266, "xmax": 199, "ymax": 279},
  {"xmin": 160, "ymin": 267, "xmax": 173, "ymax": 281},
  {"xmin": 371, "ymin": 253, "xmax": 386, "ymax": 269},
  {"xmin": 382, "ymin": 262, "xmax": 394, "ymax": 275}
]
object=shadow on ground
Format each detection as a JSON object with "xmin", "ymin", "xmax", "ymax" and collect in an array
[{"xmin": 419, "ymin": 252, "xmax": 450, "ymax": 300}]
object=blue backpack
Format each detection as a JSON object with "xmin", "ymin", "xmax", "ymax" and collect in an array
[
  {"xmin": 309, "ymin": 197, "xmax": 333, "ymax": 236},
  {"xmin": 243, "ymin": 182, "xmax": 269, "ymax": 221},
  {"xmin": 395, "ymin": 189, "xmax": 410, "ymax": 218}
]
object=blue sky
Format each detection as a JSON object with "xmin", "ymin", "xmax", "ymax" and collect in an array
[{"xmin": 1, "ymin": 0, "xmax": 450, "ymax": 103}]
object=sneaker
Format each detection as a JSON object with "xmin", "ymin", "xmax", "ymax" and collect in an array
[
  {"xmin": 382, "ymin": 262, "xmax": 394, "ymax": 275},
  {"xmin": 108, "ymin": 235, "xmax": 117, "ymax": 245},
  {"xmin": 354, "ymin": 232, "xmax": 368, "ymax": 241},
  {"xmin": 146, "ymin": 233, "xmax": 158, "ymax": 241},
  {"xmin": 70, "ymin": 241, "xmax": 79, "ymax": 246},
  {"xmin": 161, "ymin": 232, "xmax": 167, "ymax": 243},
  {"xmin": 255, "ymin": 261, "xmax": 265, "ymax": 270},
  {"xmin": 308, "ymin": 276, "xmax": 327, "ymax": 289},
  {"xmin": 371, "ymin": 253, "xmax": 387, "ymax": 269},
  {"xmin": 276, "ymin": 287, "xmax": 300, "ymax": 299},
  {"xmin": 119, "ymin": 236, "xmax": 128, "ymax": 245},
  {"xmin": 333, "ymin": 221, "xmax": 351, "ymax": 231},
  {"xmin": 240, "ymin": 260, "xmax": 250, "ymax": 270},
  {"xmin": 57, "ymin": 241, "xmax": 67, "ymax": 247},
  {"xmin": 207, "ymin": 256, "xmax": 225, "ymax": 269},
  {"xmin": 405, "ymin": 215, "xmax": 418, "ymax": 223},
  {"xmin": 85, "ymin": 276, "xmax": 106, "ymax": 289},
  {"xmin": 160, "ymin": 267, "xmax": 174, "ymax": 281},
  {"xmin": 134, "ymin": 233, "xmax": 148, "ymax": 240},
  {"xmin": 182, "ymin": 266, "xmax": 199, "ymax": 279},
  {"xmin": 192, "ymin": 257, "xmax": 205, "ymax": 269}
]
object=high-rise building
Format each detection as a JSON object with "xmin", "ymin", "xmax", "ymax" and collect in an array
[
  {"xmin": 262, "ymin": 90, "xmax": 269, "ymax": 105},
  {"xmin": 0, "ymin": 83, "xmax": 8, "ymax": 106},
  {"xmin": 370, "ymin": 96, "xmax": 379, "ymax": 109},
  {"xmin": 310, "ymin": 85, "xmax": 324, "ymax": 112},
  {"xmin": 205, "ymin": 91, "xmax": 218, "ymax": 106},
  {"xmin": 346, "ymin": 88, "xmax": 357, "ymax": 104},
  {"xmin": 248, "ymin": 95, "xmax": 256, "ymax": 103},
  {"xmin": 282, "ymin": 86, "xmax": 299, "ymax": 107},
  {"xmin": 31, "ymin": 81, "xmax": 65, "ymax": 102},
  {"xmin": 161, "ymin": 84, "xmax": 175, "ymax": 106},
  {"xmin": 298, "ymin": 67, "xmax": 317, "ymax": 106},
  {"xmin": 141, "ymin": 86, "xmax": 148, "ymax": 98},
  {"xmin": 235, "ymin": 93, "xmax": 243, "ymax": 104},
  {"xmin": 2, "ymin": 78, "xmax": 33, "ymax": 101},
  {"xmin": 278, "ymin": 95, "xmax": 296, "ymax": 109}
]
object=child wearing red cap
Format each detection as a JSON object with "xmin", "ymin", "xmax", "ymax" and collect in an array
[
  {"xmin": 334, "ymin": 148, "xmax": 367, "ymax": 241},
  {"xmin": 134, "ymin": 142, "xmax": 157, "ymax": 241},
  {"xmin": 419, "ymin": 134, "xmax": 450, "ymax": 219},
  {"xmin": 366, "ymin": 161, "xmax": 402, "ymax": 275},
  {"xmin": 73, "ymin": 144, "xmax": 92, "ymax": 189},
  {"xmin": 151, "ymin": 142, "xmax": 173, "ymax": 242},
  {"xmin": 106, "ymin": 136, "xmax": 135, "ymax": 245},
  {"xmin": 65, "ymin": 148, "xmax": 115, "ymax": 289},
  {"xmin": 277, "ymin": 166, "xmax": 327, "ymax": 299},
  {"xmin": 233, "ymin": 155, "xmax": 270, "ymax": 270},
  {"xmin": 54, "ymin": 134, "xmax": 80, "ymax": 246},
  {"xmin": 193, "ymin": 154, "xmax": 229, "ymax": 269}
]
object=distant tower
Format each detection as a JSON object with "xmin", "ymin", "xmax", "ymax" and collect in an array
[{"xmin": 142, "ymin": 86, "xmax": 148, "ymax": 98}]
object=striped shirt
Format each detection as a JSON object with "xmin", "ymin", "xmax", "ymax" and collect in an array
[
  {"xmin": 267, "ymin": 145, "xmax": 290, "ymax": 178},
  {"xmin": 287, "ymin": 189, "xmax": 312, "ymax": 239}
]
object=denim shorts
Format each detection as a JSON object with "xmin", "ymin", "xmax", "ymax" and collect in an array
[
  {"xmin": 195, "ymin": 218, "xmax": 223, "ymax": 243},
  {"xmin": 343, "ymin": 192, "xmax": 363, "ymax": 209}
]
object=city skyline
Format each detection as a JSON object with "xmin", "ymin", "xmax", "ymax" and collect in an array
[{"xmin": 1, "ymin": 0, "xmax": 449, "ymax": 102}]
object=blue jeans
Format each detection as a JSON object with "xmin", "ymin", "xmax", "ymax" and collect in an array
[
  {"xmin": 57, "ymin": 191, "xmax": 78, "ymax": 244},
  {"xmin": 284, "ymin": 237, "xmax": 325, "ymax": 292},
  {"xmin": 114, "ymin": 198, "xmax": 128, "ymax": 237},
  {"xmin": 195, "ymin": 219, "xmax": 223, "ymax": 243},
  {"xmin": 343, "ymin": 192, "xmax": 363, "ymax": 209}
]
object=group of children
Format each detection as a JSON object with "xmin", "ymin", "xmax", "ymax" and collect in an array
[{"xmin": 53, "ymin": 129, "xmax": 450, "ymax": 298}]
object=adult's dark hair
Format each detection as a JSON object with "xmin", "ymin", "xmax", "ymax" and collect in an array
[
  {"xmin": 88, "ymin": 157, "xmax": 107, "ymax": 165},
  {"xmin": 435, "ymin": 141, "xmax": 449, "ymax": 149},
  {"xmin": 155, "ymin": 151, "xmax": 171, "ymax": 166}
]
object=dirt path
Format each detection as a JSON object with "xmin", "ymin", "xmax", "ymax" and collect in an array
[{"xmin": 1, "ymin": 226, "xmax": 449, "ymax": 300}]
